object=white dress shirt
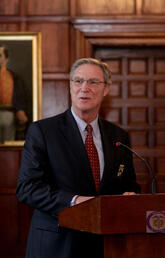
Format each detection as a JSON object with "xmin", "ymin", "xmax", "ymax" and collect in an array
[{"xmin": 71, "ymin": 107, "xmax": 104, "ymax": 179}]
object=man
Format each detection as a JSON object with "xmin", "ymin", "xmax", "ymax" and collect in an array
[
  {"xmin": 0, "ymin": 44, "xmax": 28, "ymax": 143},
  {"xmin": 16, "ymin": 58, "xmax": 140, "ymax": 258}
]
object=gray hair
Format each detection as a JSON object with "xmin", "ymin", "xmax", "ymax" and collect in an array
[{"xmin": 70, "ymin": 58, "xmax": 112, "ymax": 85}]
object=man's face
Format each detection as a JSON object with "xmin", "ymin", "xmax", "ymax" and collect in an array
[
  {"xmin": 70, "ymin": 63, "xmax": 110, "ymax": 119},
  {"xmin": 0, "ymin": 47, "xmax": 8, "ymax": 67}
]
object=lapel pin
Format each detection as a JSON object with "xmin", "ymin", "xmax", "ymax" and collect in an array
[{"xmin": 117, "ymin": 164, "xmax": 124, "ymax": 176}]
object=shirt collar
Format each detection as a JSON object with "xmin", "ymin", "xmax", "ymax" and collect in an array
[{"xmin": 71, "ymin": 107, "xmax": 99, "ymax": 137}]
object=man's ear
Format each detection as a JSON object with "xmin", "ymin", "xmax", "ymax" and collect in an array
[{"xmin": 103, "ymin": 84, "xmax": 110, "ymax": 97}]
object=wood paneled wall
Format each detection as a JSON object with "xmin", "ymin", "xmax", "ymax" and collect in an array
[{"xmin": 0, "ymin": 0, "xmax": 165, "ymax": 257}]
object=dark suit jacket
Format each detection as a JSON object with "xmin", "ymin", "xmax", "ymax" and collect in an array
[{"xmin": 16, "ymin": 109, "xmax": 140, "ymax": 258}]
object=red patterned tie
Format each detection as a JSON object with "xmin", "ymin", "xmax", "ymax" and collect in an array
[{"xmin": 85, "ymin": 124, "xmax": 100, "ymax": 190}]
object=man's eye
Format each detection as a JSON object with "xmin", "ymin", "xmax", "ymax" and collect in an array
[
  {"xmin": 75, "ymin": 79, "xmax": 83, "ymax": 83},
  {"xmin": 89, "ymin": 80, "xmax": 99, "ymax": 85}
]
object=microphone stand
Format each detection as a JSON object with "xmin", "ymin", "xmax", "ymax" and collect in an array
[{"xmin": 116, "ymin": 142, "xmax": 156, "ymax": 194}]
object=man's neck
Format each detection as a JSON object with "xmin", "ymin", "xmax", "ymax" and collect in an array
[{"xmin": 71, "ymin": 107, "xmax": 98, "ymax": 124}]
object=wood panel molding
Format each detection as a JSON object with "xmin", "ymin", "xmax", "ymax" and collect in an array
[
  {"xmin": 70, "ymin": 19, "xmax": 165, "ymax": 60},
  {"xmin": 0, "ymin": 16, "xmax": 70, "ymax": 23},
  {"xmin": 70, "ymin": 19, "xmax": 165, "ymax": 61},
  {"xmin": 71, "ymin": 18, "xmax": 165, "ymax": 35}
]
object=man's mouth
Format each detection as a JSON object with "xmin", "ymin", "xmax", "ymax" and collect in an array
[{"xmin": 79, "ymin": 96, "xmax": 90, "ymax": 100}]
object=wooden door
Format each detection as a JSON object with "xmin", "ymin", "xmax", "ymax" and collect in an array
[{"xmin": 95, "ymin": 46, "xmax": 165, "ymax": 193}]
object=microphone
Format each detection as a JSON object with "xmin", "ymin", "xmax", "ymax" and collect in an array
[{"xmin": 115, "ymin": 141, "xmax": 156, "ymax": 194}]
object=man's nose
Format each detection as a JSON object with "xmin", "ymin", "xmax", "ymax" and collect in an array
[{"xmin": 81, "ymin": 80, "xmax": 90, "ymax": 90}]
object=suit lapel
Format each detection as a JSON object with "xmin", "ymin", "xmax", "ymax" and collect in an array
[
  {"xmin": 60, "ymin": 109, "xmax": 96, "ymax": 190},
  {"xmin": 59, "ymin": 110, "xmax": 119, "ymax": 192},
  {"xmin": 98, "ymin": 119, "xmax": 116, "ymax": 189}
]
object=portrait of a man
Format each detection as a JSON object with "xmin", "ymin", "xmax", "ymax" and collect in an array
[{"xmin": 0, "ymin": 40, "xmax": 33, "ymax": 144}]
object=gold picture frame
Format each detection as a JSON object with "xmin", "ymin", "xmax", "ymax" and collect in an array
[{"xmin": 0, "ymin": 32, "xmax": 42, "ymax": 147}]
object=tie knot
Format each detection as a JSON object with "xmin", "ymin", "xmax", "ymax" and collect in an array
[{"xmin": 86, "ymin": 124, "xmax": 93, "ymax": 134}]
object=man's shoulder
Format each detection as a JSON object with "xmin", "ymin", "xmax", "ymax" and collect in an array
[
  {"xmin": 26, "ymin": 110, "xmax": 71, "ymax": 139},
  {"xmin": 33, "ymin": 109, "xmax": 71, "ymax": 127},
  {"xmin": 99, "ymin": 118, "xmax": 128, "ymax": 136}
]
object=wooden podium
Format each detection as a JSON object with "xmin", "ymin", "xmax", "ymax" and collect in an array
[{"xmin": 59, "ymin": 194, "xmax": 165, "ymax": 258}]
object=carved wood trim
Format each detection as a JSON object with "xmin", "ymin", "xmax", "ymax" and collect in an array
[
  {"xmin": 70, "ymin": 19, "xmax": 165, "ymax": 59},
  {"xmin": 71, "ymin": 18, "xmax": 165, "ymax": 36}
]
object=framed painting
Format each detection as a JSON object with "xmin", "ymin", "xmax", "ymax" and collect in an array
[{"xmin": 0, "ymin": 32, "xmax": 42, "ymax": 147}]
